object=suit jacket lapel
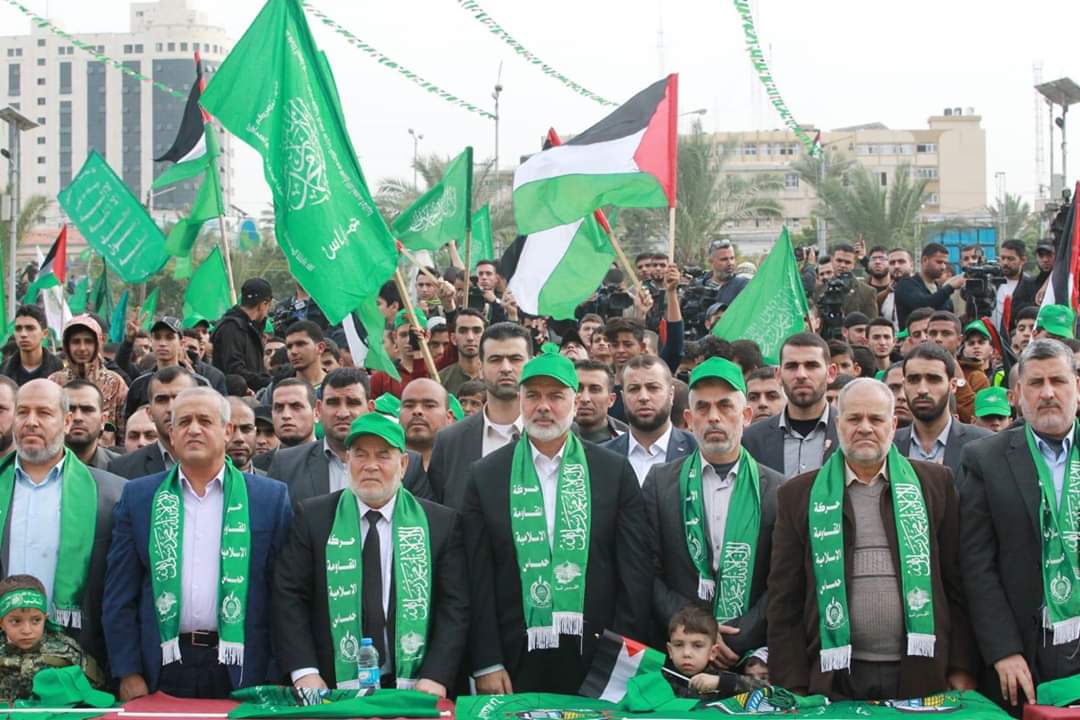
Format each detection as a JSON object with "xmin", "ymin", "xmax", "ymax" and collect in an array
[
  {"xmin": 312, "ymin": 444, "xmax": 330, "ymax": 497},
  {"xmin": 767, "ymin": 418, "xmax": 785, "ymax": 472},
  {"xmin": 667, "ymin": 429, "xmax": 691, "ymax": 462},
  {"xmin": 943, "ymin": 422, "xmax": 963, "ymax": 472},
  {"xmin": 824, "ymin": 417, "xmax": 839, "ymax": 462},
  {"xmin": 1006, "ymin": 430, "xmax": 1041, "ymax": 537}
]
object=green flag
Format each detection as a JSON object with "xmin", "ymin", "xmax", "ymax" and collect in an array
[
  {"xmin": 200, "ymin": 0, "xmax": 398, "ymax": 324},
  {"xmin": 173, "ymin": 253, "xmax": 193, "ymax": 281},
  {"xmin": 457, "ymin": 205, "xmax": 494, "ymax": 272},
  {"xmin": 164, "ymin": 161, "xmax": 224, "ymax": 258},
  {"xmin": 353, "ymin": 294, "xmax": 400, "ymax": 381},
  {"xmin": 109, "ymin": 290, "xmax": 129, "ymax": 344},
  {"xmin": 139, "ymin": 288, "xmax": 160, "ymax": 330},
  {"xmin": 57, "ymin": 150, "xmax": 170, "ymax": 283},
  {"xmin": 712, "ymin": 227, "xmax": 809, "ymax": 365},
  {"xmin": 68, "ymin": 276, "xmax": 90, "ymax": 315},
  {"xmin": 393, "ymin": 147, "xmax": 472, "ymax": 253},
  {"xmin": 90, "ymin": 268, "xmax": 113, "ymax": 318},
  {"xmin": 182, "ymin": 247, "xmax": 231, "ymax": 328}
]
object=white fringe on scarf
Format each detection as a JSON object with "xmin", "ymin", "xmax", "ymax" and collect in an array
[
  {"xmin": 907, "ymin": 632, "xmax": 936, "ymax": 658},
  {"xmin": 396, "ymin": 678, "xmax": 417, "ymax": 689},
  {"xmin": 1044, "ymin": 608, "xmax": 1080, "ymax": 645},
  {"xmin": 697, "ymin": 576, "xmax": 715, "ymax": 602},
  {"xmin": 527, "ymin": 627, "xmax": 559, "ymax": 651},
  {"xmin": 819, "ymin": 644, "xmax": 851, "ymax": 673},
  {"xmin": 528, "ymin": 613, "xmax": 584, "ymax": 651},
  {"xmin": 51, "ymin": 608, "xmax": 81, "ymax": 629},
  {"xmin": 161, "ymin": 638, "xmax": 182, "ymax": 665},
  {"xmin": 219, "ymin": 641, "xmax": 245, "ymax": 666}
]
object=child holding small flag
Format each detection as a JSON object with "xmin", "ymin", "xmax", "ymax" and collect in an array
[{"xmin": 665, "ymin": 604, "xmax": 764, "ymax": 700}]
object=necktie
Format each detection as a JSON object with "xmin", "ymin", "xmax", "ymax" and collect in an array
[{"xmin": 362, "ymin": 510, "xmax": 387, "ymax": 664}]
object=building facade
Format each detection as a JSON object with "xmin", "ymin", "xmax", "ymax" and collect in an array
[
  {"xmin": 1, "ymin": 0, "xmax": 233, "ymax": 221},
  {"xmin": 711, "ymin": 109, "xmax": 987, "ymax": 254}
]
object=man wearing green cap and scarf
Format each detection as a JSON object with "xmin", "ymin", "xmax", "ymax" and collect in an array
[
  {"xmin": 768, "ymin": 377, "xmax": 977, "ymax": 700},
  {"xmin": 465, "ymin": 346, "xmax": 651, "ymax": 694},
  {"xmin": 643, "ymin": 357, "xmax": 783, "ymax": 659},
  {"xmin": 272, "ymin": 413, "xmax": 467, "ymax": 696}
]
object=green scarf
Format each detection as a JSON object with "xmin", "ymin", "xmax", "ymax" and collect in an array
[
  {"xmin": 326, "ymin": 486, "xmax": 432, "ymax": 689},
  {"xmin": 0, "ymin": 450, "xmax": 96, "ymax": 629},
  {"xmin": 149, "ymin": 461, "xmax": 250, "ymax": 666},
  {"xmin": 808, "ymin": 446, "xmax": 935, "ymax": 672},
  {"xmin": 679, "ymin": 448, "xmax": 760, "ymax": 622},
  {"xmin": 510, "ymin": 432, "xmax": 591, "ymax": 651},
  {"xmin": 1025, "ymin": 421, "xmax": 1080, "ymax": 644}
]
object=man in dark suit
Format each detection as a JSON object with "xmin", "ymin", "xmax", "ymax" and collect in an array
[
  {"xmin": 602, "ymin": 354, "xmax": 696, "ymax": 485},
  {"xmin": 428, "ymin": 322, "xmax": 531, "ymax": 509},
  {"xmin": 465, "ymin": 349, "xmax": 651, "ymax": 695},
  {"xmin": 2, "ymin": 379, "xmax": 125, "ymax": 671},
  {"xmin": 268, "ymin": 368, "xmax": 431, "ymax": 506},
  {"xmin": 894, "ymin": 342, "xmax": 990, "ymax": 484},
  {"xmin": 108, "ymin": 367, "xmax": 198, "ymax": 479},
  {"xmin": 644, "ymin": 358, "xmax": 782, "ymax": 658},
  {"xmin": 272, "ymin": 413, "xmax": 467, "ymax": 696},
  {"xmin": 742, "ymin": 333, "xmax": 839, "ymax": 478},
  {"xmin": 768, "ymin": 378, "xmax": 977, "ymax": 700},
  {"xmin": 104, "ymin": 387, "xmax": 293, "ymax": 699},
  {"xmin": 961, "ymin": 339, "xmax": 1080, "ymax": 711}
]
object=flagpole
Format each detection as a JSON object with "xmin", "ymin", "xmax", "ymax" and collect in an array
[
  {"xmin": 396, "ymin": 245, "xmax": 442, "ymax": 287},
  {"xmin": 603, "ymin": 227, "xmax": 642, "ymax": 293},
  {"xmin": 393, "ymin": 269, "xmax": 440, "ymax": 380},
  {"xmin": 463, "ymin": 228, "xmax": 473, "ymax": 309},
  {"xmin": 667, "ymin": 206, "xmax": 676, "ymax": 262},
  {"xmin": 217, "ymin": 215, "xmax": 237, "ymax": 305}
]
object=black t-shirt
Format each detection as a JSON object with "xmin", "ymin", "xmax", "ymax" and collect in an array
[{"xmin": 787, "ymin": 414, "xmax": 824, "ymax": 439}]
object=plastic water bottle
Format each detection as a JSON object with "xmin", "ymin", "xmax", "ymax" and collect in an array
[{"xmin": 356, "ymin": 637, "xmax": 381, "ymax": 691}]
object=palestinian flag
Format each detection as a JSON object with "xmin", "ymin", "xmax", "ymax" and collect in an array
[
  {"xmin": 152, "ymin": 52, "xmax": 214, "ymax": 188},
  {"xmin": 23, "ymin": 224, "xmax": 68, "ymax": 303},
  {"xmin": 1043, "ymin": 180, "xmax": 1080, "ymax": 311},
  {"xmin": 578, "ymin": 630, "xmax": 665, "ymax": 703},
  {"xmin": 512, "ymin": 74, "xmax": 678, "ymax": 236}
]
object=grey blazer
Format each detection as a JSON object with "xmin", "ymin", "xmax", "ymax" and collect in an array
[
  {"xmin": 741, "ymin": 411, "xmax": 840, "ymax": 478},
  {"xmin": 600, "ymin": 426, "xmax": 697, "ymax": 464},
  {"xmin": 643, "ymin": 455, "xmax": 782, "ymax": 652},
  {"xmin": 892, "ymin": 421, "xmax": 990, "ymax": 488},
  {"xmin": 266, "ymin": 439, "xmax": 432, "ymax": 507}
]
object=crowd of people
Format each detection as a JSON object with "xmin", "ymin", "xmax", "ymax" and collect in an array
[{"xmin": 0, "ymin": 235, "xmax": 1075, "ymax": 716}]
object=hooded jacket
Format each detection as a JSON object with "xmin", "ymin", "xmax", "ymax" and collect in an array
[
  {"xmin": 48, "ymin": 315, "xmax": 130, "ymax": 435},
  {"xmin": 211, "ymin": 306, "xmax": 271, "ymax": 391}
]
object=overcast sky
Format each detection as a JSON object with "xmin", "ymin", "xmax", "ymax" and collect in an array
[{"xmin": 4, "ymin": 0, "xmax": 1080, "ymax": 220}]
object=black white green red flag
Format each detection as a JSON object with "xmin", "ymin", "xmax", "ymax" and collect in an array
[{"xmin": 578, "ymin": 630, "xmax": 665, "ymax": 703}]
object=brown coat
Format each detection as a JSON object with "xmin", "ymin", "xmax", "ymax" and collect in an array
[{"xmin": 766, "ymin": 458, "xmax": 978, "ymax": 700}]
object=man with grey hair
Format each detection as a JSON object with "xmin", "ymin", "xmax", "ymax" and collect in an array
[
  {"xmin": 1, "ymin": 378, "xmax": 124, "ymax": 672},
  {"xmin": 961, "ymin": 338, "xmax": 1080, "ymax": 710},
  {"xmin": 643, "ymin": 357, "xmax": 783, "ymax": 661},
  {"xmin": 769, "ymin": 377, "xmax": 976, "ymax": 700},
  {"xmin": 104, "ymin": 386, "xmax": 293, "ymax": 700}
]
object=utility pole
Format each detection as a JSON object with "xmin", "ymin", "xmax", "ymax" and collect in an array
[
  {"xmin": 0, "ymin": 107, "xmax": 38, "ymax": 320},
  {"xmin": 407, "ymin": 128, "xmax": 423, "ymax": 191}
]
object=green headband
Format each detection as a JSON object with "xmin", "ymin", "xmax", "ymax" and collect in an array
[{"xmin": 0, "ymin": 589, "xmax": 48, "ymax": 618}]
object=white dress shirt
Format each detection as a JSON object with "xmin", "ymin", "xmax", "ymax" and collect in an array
[
  {"xmin": 529, "ymin": 440, "xmax": 567, "ymax": 547},
  {"xmin": 701, "ymin": 460, "xmax": 739, "ymax": 573},
  {"xmin": 627, "ymin": 424, "xmax": 673, "ymax": 485},
  {"xmin": 178, "ymin": 465, "xmax": 225, "ymax": 633},
  {"xmin": 8, "ymin": 456, "xmax": 65, "ymax": 603},
  {"xmin": 482, "ymin": 410, "xmax": 523, "ymax": 458},
  {"xmin": 1033, "ymin": 427, "xmax": 1076, "ymax": 507}
]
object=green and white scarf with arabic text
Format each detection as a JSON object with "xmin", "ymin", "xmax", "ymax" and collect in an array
[
  {"xmin": 510, "ymin": 432, "xmax": 591, "ymax": 650},
  {"xmin": 149, "ymin": 460, "xmax": 250, "ymax": 666},
  {"xmin": 808, "ymin": 447, "xmax": 935, "ymax": 672}
]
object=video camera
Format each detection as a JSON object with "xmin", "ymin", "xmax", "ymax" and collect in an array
[
  {"xmin": 961, "ymin": 263, "xmax": 1007, "ymax": 321},
  {"xmin": 816, "ymin": 272, "xmax": 853, "ymax": 340}
]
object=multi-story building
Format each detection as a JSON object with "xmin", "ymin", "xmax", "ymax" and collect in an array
[
  {"xmin": 1, "ymin": 0, "xmax": 233, "ymax": 232},
  {"xmin": 711, "ymin": 109, "xmax": 988, "ymax": 254}
]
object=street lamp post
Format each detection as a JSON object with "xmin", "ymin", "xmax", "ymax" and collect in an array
[
  {"xmin": 0, "ymin": 107, "xmax": 38, "ymax": 320},
  {"xmin": 492, "ymin": 82, "xmax": 503, "ymax": 210},
  {"xmin": 407, "ymin": 128, "xmax": 423, "ymax": 191},
  {"xmin": 1036, "ymin": 78, "xmax": 1080, "ymax": 196}
]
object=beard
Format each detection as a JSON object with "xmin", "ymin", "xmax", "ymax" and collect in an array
[
  {"xmin": 869, "ymin": 267, "xmax": 889, "ymax": 280},
  {"xmin": 526, "ymin": 412, "xmax": 574, "ymax": 443},
  {"xmin": 628, "ymin": 402, "xmax": 673, "ymax": 433},
  {"xmin": 65, "ymin": 430, "xmax": 99, "ymax": 453},
  {"xmin": 844, "ymin": 441, "xmax": 888, "ymax": 466},
  {"xmin": 18, "ymin": 433, "xmax": 66, "ymax": 464},
  {"xmin": 700, "ymin": 437, "xmax": 739, "ymax": 458},
  {"xmin": 0, "ymin": 433, "xmax": 13, "ymax": 455},
  {"xmin": 354, "ymin": 471, "xmax": 402, "ymax": 507},
  {"xmin": 909, "ymin": 393, "xmax": 949, "ymax": 423},
  {"xmin": 486, "ymin": 379, "xmax": 518, "ymax": 401}
]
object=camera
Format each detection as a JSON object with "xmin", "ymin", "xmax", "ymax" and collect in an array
[
  {"xmin": 576, "ymin": 282, "xmax": 635, "ymax": 320},
  {"xmin": 680, "ymin": 274, "xmax": 721, "ymax": 342},
  {"xmin": 962, "ymin": 263, "xmax": 1007, "ymax": 321},
  {"xmin": 816, "ymin": 272, "xmax": 853, "ymax": 340}
]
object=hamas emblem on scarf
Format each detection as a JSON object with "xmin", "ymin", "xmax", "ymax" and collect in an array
[
  {"xmin": 221, "ymin": 591, "xmax": 243, "ymax": 624},
  {"xmin": 529, "ymin": 578, "xmax": 552, "ymax": 608},
  {"xmin": 1052, "ymin": 572, "xmax": 1073, "ymax": 604},
  {"xmin": 907, "ymin": 587, "xmax": 931, "ymax": 613},
  {"xmin": 339, "ymin": 631, "xmax": 361, "ymax": 663},
  {"xmin": 824, "ymin": 598, "xmax": 845, "ymax": 630},
  {"xmin": 400, "ymin": 631, "xmax": 425, "ymax": 659},
  {"xmin": 155, "ymin": 592, "xmax": 177, "ymax": 620},
  {"xmin": 553, "ymin": 562, "xmax": 582, "ymax": 586}
]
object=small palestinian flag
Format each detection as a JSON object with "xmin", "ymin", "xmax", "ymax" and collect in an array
[
  {"xmin": 578, "ymin": 630, "xmax": 665, "ymax": 703},
  {"xmin": 1043, "ymin": 181, "xmax": 1080, "ymax": 311},
  {"xmin": 23, "ymin": 224, "xmax": 68, "ymax": 303},
  {"xmin": 512, "ymin": 75, "xmax": 678, "ymax": 236}
]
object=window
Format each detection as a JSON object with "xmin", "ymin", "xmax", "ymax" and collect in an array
[
  {"xmin": 878, "ymin": 144, "xmax": 897, "ymax": 155},
  {"xmin": 36, "ymin": 77, "xmax": 44, "ymax": 85},
  {"xmin": 36, "ymin": 97, "xmax": 45, "ymax": 105},
  {"xmin": 760, "ymin": 143, "xmax": 772, "ymax": 156},
  {"xmin": 36, "ymin": 117, "xmax": 44, "ymax": 125},
  {"xmin": 15, "ymin": 49, "xmax": 22, "ymax": 57},
  {"xmin": 787, "ymin": 217, "xmax": 802, "ymax": 229},
  {"xmin": 780, "ymin": 143, "xmax": 797, "ymax": 156},
  {"xmin": 36, "ymin": 136, "xmax": 44, "ymax": 144},
  {"xmin": 37, "ymin": 39, "xmax": 45, "ymax": 47},
  {"xmin": 167, "ymin": 42, "xmax": 175, "ymax": 51},
  {"xmin": 203, "ymin": 43, "xmax": 210, "ymax": 51},
  {"xmin": 180, "ymin": 42, "xmax": 188, "ymax": 51},
  {"xmin": 916, "ymin": 143, "xmax": 937, "ymax": 153},
  {"xmin": 7, "ymin": 63, "xmax": 19, "ymax": 96},
  {"xmin": 36, "ymin": 58, "xmax": 44, "ymax": 66},
  {"xmin": 856, "ymin": 143, "xmax": 872, "ymax": 156},
  {"xmin": 59, "ymin": 61, "xmax": 70, "ymax": 94},
  {"xmin": 925, "ymin": 192, "xmax": 940, "ymax": 205},
  {"xmin": 899, "ymin": 144, "xmax": 915, "ymax": 155},
  {"xmin": 742, "ymin": 143, "xmax": 757, "ymax": 156},
  {"xmin": 5, "ymin": 49, "xmax": 11, "ymax": 57},
  {"xmin": 36, "ymin": 157, "xmax": 44, "ymax": 164},
  {"xmin": 880, "ymin": 172, "xmax": 888, "ymax": 187},
  {"xmin": 784, "ymin": 172, "xmax": 800, "ymax": 189},
  {"xmin": 134, "ymin": 44, "xmax": 143, "ymax": 53},
  {"xmin": 36, "ymin": 176, "xmax": 45, "ymax": 184},
  {"xmin": 124, "ymin": 44, "xmax": 133, "ymax": 54},
  {"xmin": 915, "ymin": 167, "xmax": 938, "ymax": 179},
  {"xmin": 155, "ymin": 43, "xmax": 163, "ymax": 52}
]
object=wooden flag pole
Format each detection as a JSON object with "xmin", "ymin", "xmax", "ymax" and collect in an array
[
  {"xmin": 463, "ymin": 228, "xmax": 473, "ymax": 309},
  {"xmin": 396, "ymin": 245, "xmax": 442, "ymax": 287},
  {"xmin": 393, "ymin": 268, "xmax": 440, "ymax": 380},
  {"xmin": 217, "ymin": 215, "xmax": 237, "ymax": 305},
  {"xmin": 603, "ymin": 227, "xmax": 642, "ymax": 293},
  {"xmin": 667, "ymin": 206, "xmax": 677, "ymax": 261}
]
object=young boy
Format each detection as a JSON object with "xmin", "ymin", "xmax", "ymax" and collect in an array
[
  {"xmin": 0, "ymin": 575, "xmax": 102, "ymax": 699},
  {"xmin": 665, "ymin": 604, "xmax": 762, "ymax": 700}
]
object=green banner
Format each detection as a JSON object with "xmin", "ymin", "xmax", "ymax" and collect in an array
[
  {"xmin": 58, "ymin": 150, "xmax": 170, "ymax": 284},
  {"xmin": 394, "ymin": 147, "xmax": 472, "ymax": 253},
  {"xmin": 182, "ymin": 248, "xmax": 231, "ymax": 327},
  {"xmin": 458, "ymin": 204, "xmax": 494, "ymax": 272}
]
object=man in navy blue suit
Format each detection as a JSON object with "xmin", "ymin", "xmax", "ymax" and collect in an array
[{"xmin": 104, "ymin": 387, "xmax": 293, "ymax": 700}]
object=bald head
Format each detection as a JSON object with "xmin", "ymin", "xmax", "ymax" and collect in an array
[
  {"xmin": 18, "ymin": 379, "xmax": 68, "ymax": 414},
  {"xmin": 836, "ymin": 378, "xmax": 897, "ymax": 467},
  {"xmin": 400, "ymin": 378, "xmax": 453, "ymax": 453},
  {"xmin": 15, "ymin": 379, "xmax": 71, "ymax": 466}
]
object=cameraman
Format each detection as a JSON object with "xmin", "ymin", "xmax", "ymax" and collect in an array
[
  {"xmin": 823, "ymin": 243, "xmax": 879, "ymax": 318},
  {"xmin": 996, "ymin": 239, "xmax": 1040, "ymax": 332},
  {"xmin": 695, "ymin": 238, "xmax": 749, "ymax": 305},
  {"xmin": 895, "ymin": 242, "xmax": 966, "ymax": 327}
]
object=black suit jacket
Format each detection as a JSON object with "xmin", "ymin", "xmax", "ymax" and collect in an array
[
  {"xmin": 642, "ymin": 455, "xmax": 782, "ymax": 652},
  {"xmin": 0, "ymin": 464, "xmax": 126, "ymax": 670},
  {"xmin": 463, "ymin": 438, "xmax": 652, "ymax": 693},
  {"xmin": 599, "ymin": 426, "xmax": 697, "ymax": 467},
  {"xmin": 267, "ymin": 440, "xmax": 432, "ymax": 507},
  {"xmin": 428, "ymin": 413, "xmax": 485, "ymax": 509},
  {"xmin": 741, "ymin": 410, "xmax": 839, "ymax": 478},
  {"xmin": 271, "ymin": 490, "xmax": 468, "ymax": 688},
  {"xmin": 959, "ymin": 426, "xmax": 1071, "ymax": 688},
  {"xmin": 106, "ymin": 443, "xmax": 166, "ymax": 480},
  {"xmin": 892, "ymin": 421, "xmax": 990, "ymax": 488}
]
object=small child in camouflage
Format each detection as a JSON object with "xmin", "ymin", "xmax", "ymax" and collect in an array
[{"xmin": 0, "ymin": 574, "xmax": 103, "ymax": 700}]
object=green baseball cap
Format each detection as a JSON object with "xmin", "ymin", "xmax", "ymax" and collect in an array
[
  {"xmin": 1037, "ymin": 304, "xmax": 1076, "ymax": 339},
  {"xmin": 688, "ymin": 356, "xmax": 746, "ymax": 394},
  {"xmin": 896, "ymin": 329, "xmax": 909, "ymax": 341},
  {"xmin": 345, "ymin": 412, "xmax": 406, "ymax": 451},
  {"xmin": 963, "ymin": 320, "xmax": 990, "ymax": 339},
  {"xmin": 519, "ymin": 343, "xmax": 579, "ymax": 391},
  {"xmin": 974, "ymin": 386, "xmax": 1011, "ymax": 418},
  {"xmin": 448, "ymin": 393, "xmax": 464, "ymax": 421},
  {"xmin": 394, "ymin": 308, "xmax": 428, "ymax": 330},
  {"xmin": 373, "ymin": 393, "xmax": 401, "ymax": 418}
]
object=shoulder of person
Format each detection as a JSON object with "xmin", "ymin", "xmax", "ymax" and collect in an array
[{"xmin": 776, "ymin": 468, "xmax": 817, "ymax": 506}]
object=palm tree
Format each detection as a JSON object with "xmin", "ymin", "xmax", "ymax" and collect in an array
[
  {"xmin": 0, "ymin": 190, "xmax": 52, "ymax": 300},
  {"xmin": 988, "ymin": 192, "xmax": 1039, "ymax": 245}
]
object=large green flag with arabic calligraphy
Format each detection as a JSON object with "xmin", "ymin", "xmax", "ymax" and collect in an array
[
  {"xmin": 200, "ymin": 0, "xmax": 398, "ymax": 324},
  {"xmin": 393, "ymin": 147, "xmax": 472, "ymax": 252}
]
